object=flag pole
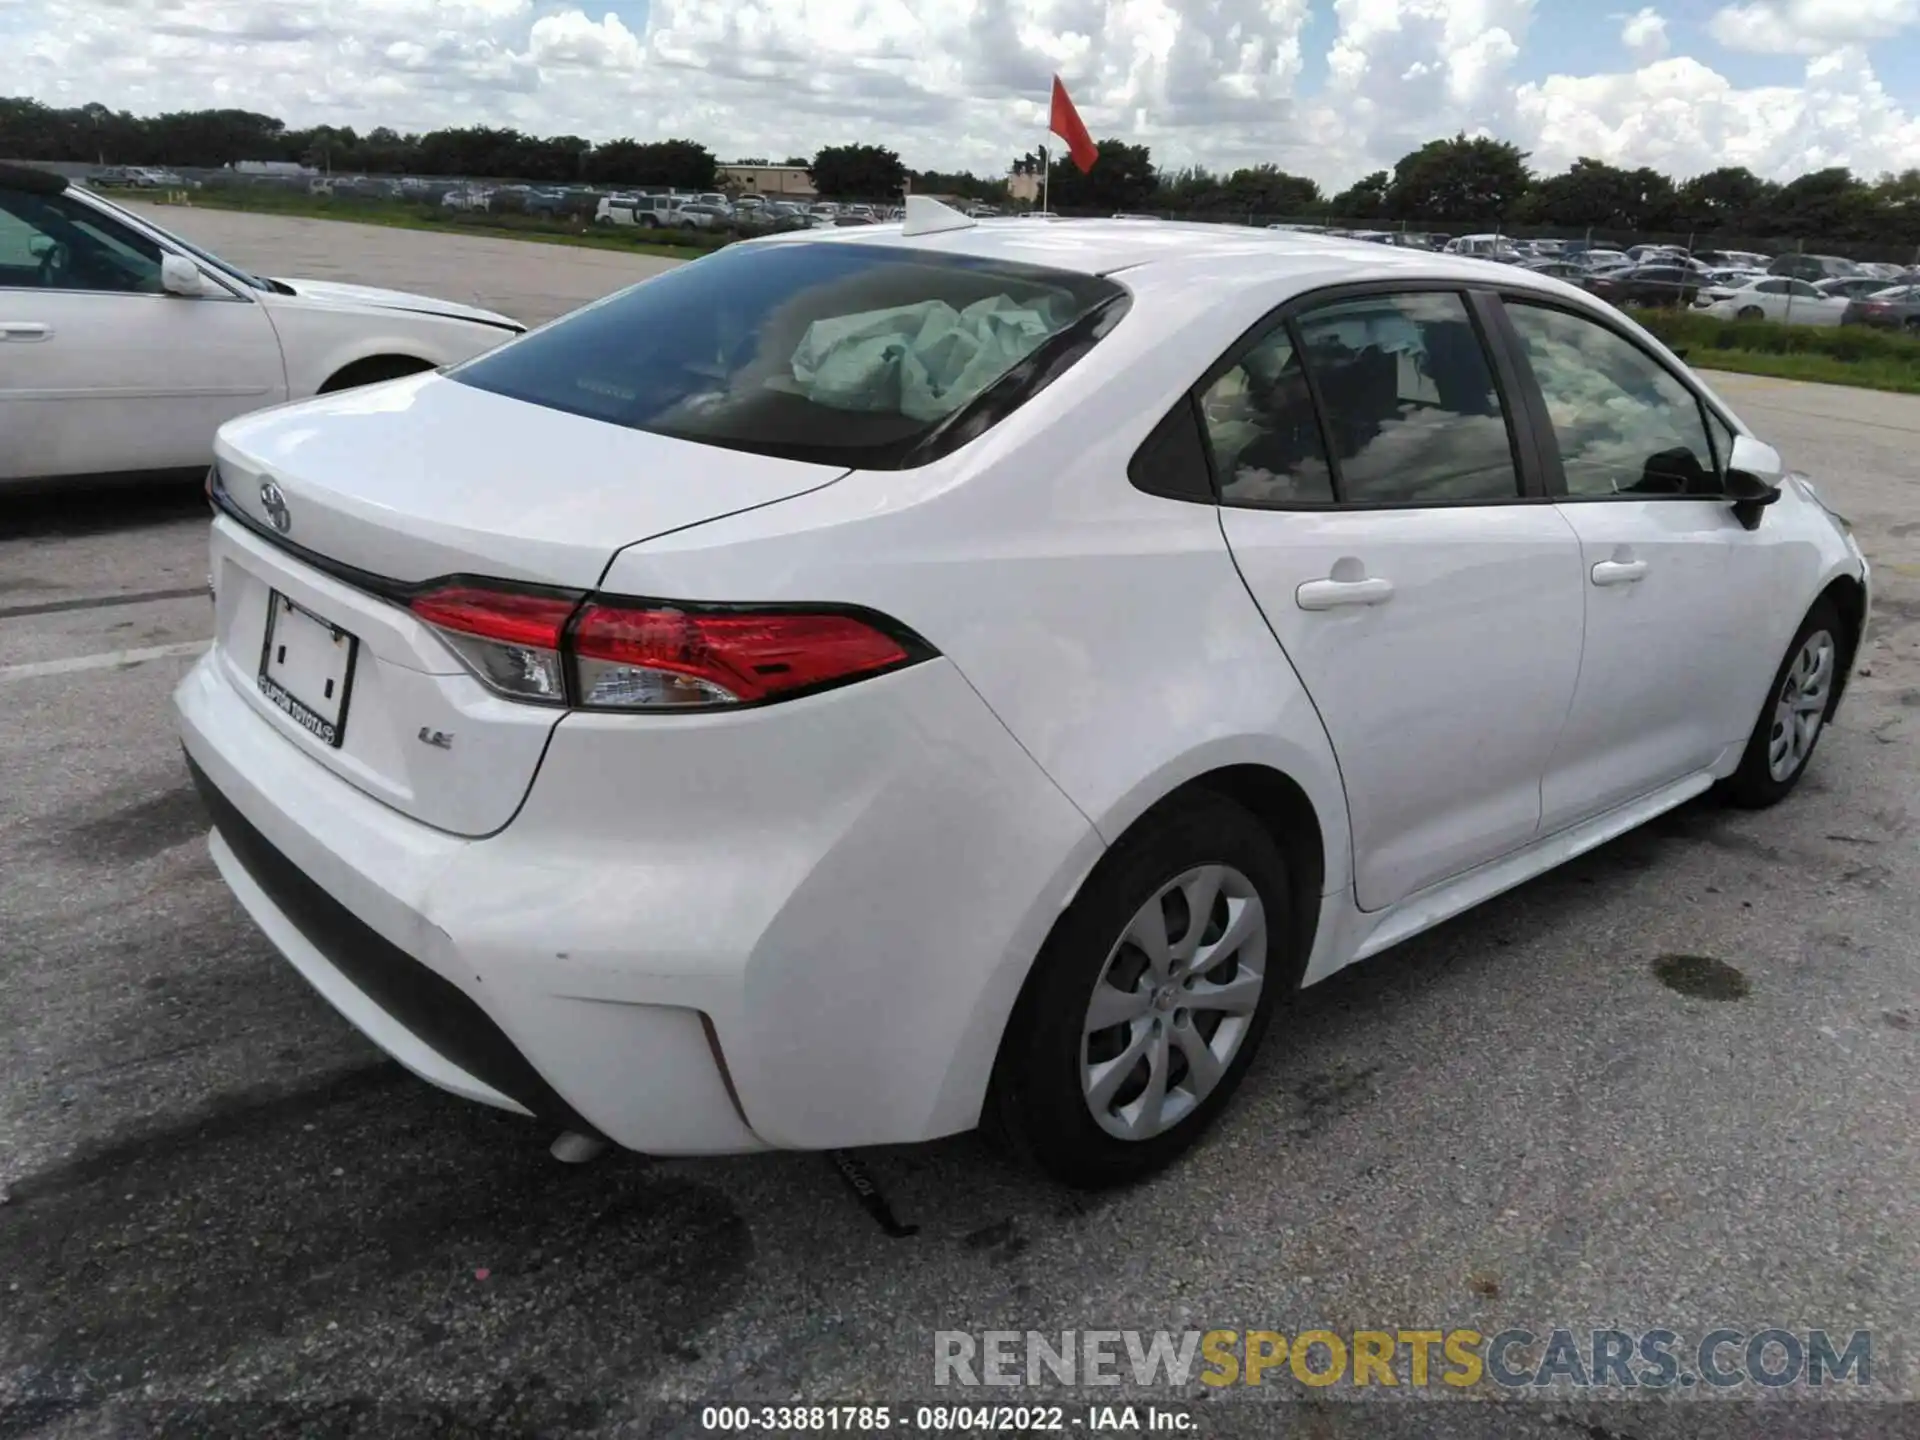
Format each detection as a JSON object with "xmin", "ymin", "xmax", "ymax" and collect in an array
[{"xmin": 1041, "ymin": 142, "xmax": 1050, "ymax": 213}]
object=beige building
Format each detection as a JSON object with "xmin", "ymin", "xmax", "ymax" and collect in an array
[{"xmin": 719, "ymin": 164, "xmax": 817, "ymax": 198}]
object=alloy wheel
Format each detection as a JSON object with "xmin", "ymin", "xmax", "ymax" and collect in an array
[
  {"xmin": 1080, "ymin": 865, "xmax": 1266, "ymax": 1141},
  {"xmin": 1768, "ymin": 629, "xmax": 1835, "ymax": 782}
]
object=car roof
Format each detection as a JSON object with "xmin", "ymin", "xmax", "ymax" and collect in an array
[
  {"xmin": 743, "ymin": 216, "xmax": 1563, "ymax": 294},
  {"xmin": 0, "ymin": 162, "xmax": 69, "ymax": 196}
]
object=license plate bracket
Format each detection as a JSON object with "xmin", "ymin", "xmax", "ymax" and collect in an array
[{"xmin": 257, "ymin": 591, "xmax": 359, "ymax": 748}]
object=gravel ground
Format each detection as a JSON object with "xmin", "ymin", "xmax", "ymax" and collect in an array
[{"xmin": 2, "ymin": 213, "xmax": 1917, "ymax": 1439}]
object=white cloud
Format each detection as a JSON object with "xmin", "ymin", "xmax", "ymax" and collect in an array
[
  {"xmin": 1515, "ymin": 47, "xmax": 1920, "ymax": 180},
  {"xmin": 1619, "ymin": 8, "xmax": 1668, "ymax": 62},
  {"xmin": 3, "ymin": 0, "xmax": 1917, "ymax": 186},
  {"xmin": 1707, "ymin": 0, "xmax": 1919, "ymax": 55}
]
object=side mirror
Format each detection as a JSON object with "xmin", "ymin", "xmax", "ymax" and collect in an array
[
  {"xmin": 1725, "ymin": 468, "xmax": 1782, "ymax": 530},
  {"xmin": 1724, "ymin": 433, "xmax": 1783, "ymax": 530},
  {"xmin": 160, "ymin": 254, "xmax": 208, "ymax": 297}
]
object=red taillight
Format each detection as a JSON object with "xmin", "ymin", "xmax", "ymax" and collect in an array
[
  {"xmin": 409, "ymin": 585, "xmax": 578, "ymax": 704},
  {"xmin": 408, "ymin": 583, "xmax": 923, "ymax": 710},
  {"xmin": 573, "ymin": 603, "xmax": 912, "ymax": 709}
]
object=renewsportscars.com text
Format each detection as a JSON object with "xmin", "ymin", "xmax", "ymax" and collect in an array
[{"xmin": 934, "ymin": 1327, "xmax": 1874, "ymax": 1390}]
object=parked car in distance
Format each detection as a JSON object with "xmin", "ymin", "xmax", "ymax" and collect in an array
[
  {"xmin": 1520, "ymin": 260, "xmax": 1592, "ymax": 283},
  {"xmin": 174, "ymin": 205, "xmax": 1868, "ymax": 1188},
  {"xmin": 1696, "ymin": 249, "xmax": 1772, "ymax": 271},
  {"xmin": 1841, "ymin": 285, "xmax": 1920, "ymax": 331},
  {"xmin": 594, "ymin": 194, "xmax": 713, "ymax": 228},
  {"xmin": 0, "ymin": 163, "xmax": 524, "ymax": 488},
  {"xmin": 1769, "ymin": 253, "xmax": 1862, "ymax": 281},
  {"xmin": 1586, "ymin": 263, "xmax": 1701, "ymax": 308},
  {"xmin": 1694, "ymin": 276, "xmax": 1849, "ymax": 326},
  {"xmin": 1579, "ymin": 249, "xmax": 1632, "ymax": 272},
  {"xmin": 1443, "ymin": 233, "xmax": 1523, "ymax": 262},
  {"xmin": 1815, "ymin": 276, "xmax": 1898, "ymax": 303}
]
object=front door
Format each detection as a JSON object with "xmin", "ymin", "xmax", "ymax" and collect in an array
[
  {"xmin": 0, "ymin": 184, "xmax": 283, "ymax": 481},
  {"xmin": 1210, "ymin": 288, "xmax": 1586, "ymax": 911},
  {"xmin": 1497, "ymin": 298, "xmax": 1777, "ymax": 830}
]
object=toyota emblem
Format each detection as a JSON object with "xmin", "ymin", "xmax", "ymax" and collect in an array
[{"xmin": 259, "ymin": 481, "xmax": 291, "ymax": 535}]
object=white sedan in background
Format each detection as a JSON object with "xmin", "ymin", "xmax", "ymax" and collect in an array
[
  {"xmin": 1693, "ymin": 275, "xmax": 1850, "ymax": 326},
  {"xmin": 178, "ymin": 201, "xmax": 1867, "ymax": 1188},
  {"xmin": 0, "ymin": 163, "xmax": 524, "ymax": 488}
]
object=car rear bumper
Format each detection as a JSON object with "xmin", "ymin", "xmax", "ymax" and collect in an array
[{"xmin": 176, "ymin": 644, "xmax": 1101, "ymax": 1154}]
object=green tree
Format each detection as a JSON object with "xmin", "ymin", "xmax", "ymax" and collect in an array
[
  {"xmin": 1674, "ymin": 165, "xmax": 1776, "ymax": 233},
  {"xmin": 1384, "ymin": 135, "xmax": 1532, "ymax": 224},
  {"xmin": 1045, "ymin": 139, "xmax": 1156, "ymax": 213},
  {"xmin": 1519, "ymin": 157, "xmax": 1677, "ymax": 229},
  {"xmin": 1329, "ymin": 170, "xmax": 1390, "ymax": 219},
  {"xmin": 1760, "ymin": 167, "xmax": 1877, "ymax": 240},
  {"xmin": 808, "ymin": 143, "xmax": 907, "ymax": 201},
  {"xmin": 1216, "ymin": 163, "xmax": 1321, "ymax": 217},
  {"xmin": 582, "ymin": 137, "xmax": 716, "ymax": 189}
]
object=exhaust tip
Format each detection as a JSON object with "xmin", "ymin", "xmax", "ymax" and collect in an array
[{"xmin": 549, "ymin": 1130, "xmax": 608, "ymax": 1164}]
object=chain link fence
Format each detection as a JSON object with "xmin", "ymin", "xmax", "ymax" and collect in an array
[{"xmin": 16, "ymin": 159, "xmax": 1920, "ymax": 276}]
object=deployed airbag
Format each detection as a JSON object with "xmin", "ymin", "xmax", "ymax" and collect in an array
[{"xmin": 790, "ymin": 295, "xmax": 1058, "ymax": 420}]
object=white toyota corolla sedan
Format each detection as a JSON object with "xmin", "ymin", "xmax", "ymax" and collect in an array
[
  {"xmin": 175, "ymin": 198, "xmax": 1870, "ymax": 1188},
  {"xmin": 0, "ymin": 164, "xmax": 523, "ymax": 488}
]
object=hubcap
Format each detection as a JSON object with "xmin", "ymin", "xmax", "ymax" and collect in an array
[
  {"xmin": 1080, "ymin": 864, "xmax": 1267, "ymax": 1142},
  {"xmin": 1767, "ymin": 629, "xmax": 1834, "ymax": 783}
]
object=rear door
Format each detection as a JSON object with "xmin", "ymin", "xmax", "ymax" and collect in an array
[
  {"xmin": 0, "ymin": 184, "xmax": 283, "ymax": 480},
  {"xmin": 1492, "ymin": 297, "xmax": 1781, "ymax": 831},
  {"xmin": 1212, "ymin": 286, "xmax": 1586, "ymax": 912}
]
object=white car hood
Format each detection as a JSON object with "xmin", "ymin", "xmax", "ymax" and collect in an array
[{"xmin": 264, "ymin": 277, "xmax": 522, "ymax": 332}]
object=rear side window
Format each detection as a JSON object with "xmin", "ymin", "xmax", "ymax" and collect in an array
[
  {"xmin": 1197, "ymin": 326, "xmax": 1335, "ymax": 505},
  {"xmin": 452, "ymin": 241, "xmax": 1126, "ymax": 470}
]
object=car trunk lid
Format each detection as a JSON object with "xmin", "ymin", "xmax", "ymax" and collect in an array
[{"xmin": 207, "ymin": 372, "xmax": 849, "ymax": 836}]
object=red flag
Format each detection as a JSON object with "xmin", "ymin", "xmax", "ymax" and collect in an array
[{"xmin": 1049, "ymin": 75, "xmax": 1098, "ymax": 174}]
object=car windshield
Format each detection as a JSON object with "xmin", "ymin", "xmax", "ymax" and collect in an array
[
  {"xmin": 82, "ymin": 188, "xmax": 274, "ymax": 292},
  {"xmin": 451, "ymin": 241, "xmax": 1128, "ymax": 469}
]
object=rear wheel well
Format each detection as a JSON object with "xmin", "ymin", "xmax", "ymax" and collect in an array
[
  {"xmin": 1181, "ymin": 766, "xmax": 1326, "ymax": 988},
  {"xmin": 1820, "ymin": 573, "xmax": 1867, "ymax": 716},
  {"xmin": 318, "ymin": 354, "xmax": 435, "ymax": 394},
  {"xmin": 982, "ymin": 763, "xmax": 1329, "ymax": 1156},
  {"xmin": 1019, "ymin": 764, "xmax": 1328, "ymax": 1016}
]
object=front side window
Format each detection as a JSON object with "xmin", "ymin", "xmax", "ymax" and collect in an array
[
  {"xmin": 452, "ymin": 241, "xmax": 1126, "ymax": 470},
  {"xmin": 1293, "ymin": 291, "xmax": 1521, "ymax": 504},
  {"xmin": 1506, "ymin": 302, "xmax": 1719, "ymax": 498},
  {"xmin": 0, "ymin": 189, "xmax": 162, "ymax": 294}
]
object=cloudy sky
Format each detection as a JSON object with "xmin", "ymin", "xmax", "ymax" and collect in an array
[{"xmin": 4, "ymin": 0, "xmax": 1918, "ymax": 187}]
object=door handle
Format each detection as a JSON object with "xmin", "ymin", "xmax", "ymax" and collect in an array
[
  {"xmin": 1591, "ymin": 559, "xmax": 1648, "ymax": 586},
  {"xmin": 1296, "ymin": 576, "xmax": 1396, "ymax": 611},
  {"xmin": 0, "ymin": 322, "xmax": 51, "ymax": 341}
]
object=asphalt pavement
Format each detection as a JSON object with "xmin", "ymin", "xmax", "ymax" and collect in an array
[{"xmin": 2, "ymin": 214, "xmax": 1917, "ymax": 1439}]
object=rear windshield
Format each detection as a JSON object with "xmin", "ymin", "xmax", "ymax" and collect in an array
[{"xmin": 452, "ymin": 241, "xmax": 1127, "ymax": 470}]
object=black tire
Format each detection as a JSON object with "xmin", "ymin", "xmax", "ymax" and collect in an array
[
  {"xmin": 986, "ymin": 792, "xmax": 1293, "ymax": 1189},
  {"xmin": 1737, "ymin": 305, "xmax": 1764, "ymax": 321},
  {"xmin": 318, "ymin": 355, "xmax": 434, "ymax": 394},
  {"xmin": 1905, "ymin": 317, "xmax": 1920, "ymax": 334},
  {"xmin": 1719, "ymin": 597, "xmax": 1844, "ymax": 809}
]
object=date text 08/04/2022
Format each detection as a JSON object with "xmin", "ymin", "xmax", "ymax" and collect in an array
[{"xmin": 699, "ymin": 1404, "xmax": 1194, "ymax": 1432}]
